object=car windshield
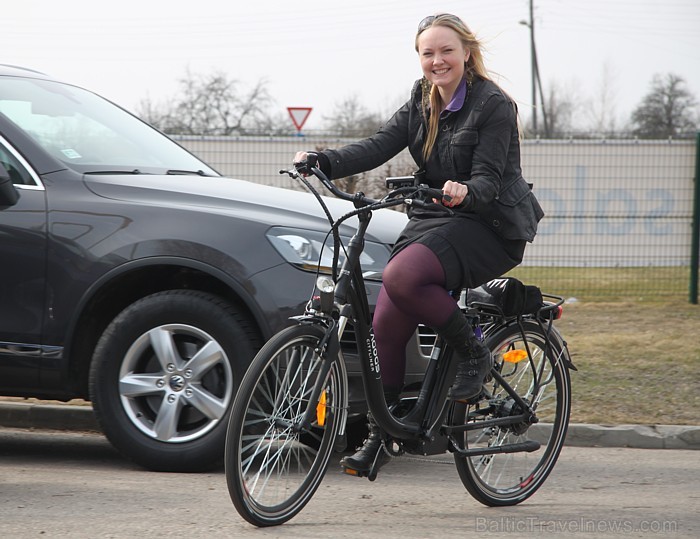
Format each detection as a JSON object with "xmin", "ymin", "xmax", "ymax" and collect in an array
[{"xmin": 0, "ymin": 75, "xmax": 218, "ymax": 176}]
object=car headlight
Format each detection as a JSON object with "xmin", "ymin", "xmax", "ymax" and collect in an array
[{"xmin": 266, "ymin": 227, "xmax": 390, "ymax": 281}]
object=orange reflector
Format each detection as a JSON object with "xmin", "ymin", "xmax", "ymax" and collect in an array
[
  {"xmin": 316, "ymin": 390, "xmax": 327, "ymax": 426},
  {"xmin": 503, "ymin": 349, "xmax": 528, "ymax": 363},
  {"xmin": 343, "ymin": 467, "xmax": 359, "ymax": 476}
]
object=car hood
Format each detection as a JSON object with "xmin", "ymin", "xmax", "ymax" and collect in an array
[{"xmin": 84, "ymin": 173, "xmax": 408, "ymax": 245}]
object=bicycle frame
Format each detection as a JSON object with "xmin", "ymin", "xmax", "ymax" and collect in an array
[
  {"xmin": 336, "ymin": 210, "xmax": 458, "ymax": 441},
  {"xmin": 286, "ymin": 166, "xmax": 570, "ymax": 455}
]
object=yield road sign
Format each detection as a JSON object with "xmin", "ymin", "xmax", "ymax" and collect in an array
[{"xmin": 287, "ymin": 107, "xmax": 313, "ymax": 131}]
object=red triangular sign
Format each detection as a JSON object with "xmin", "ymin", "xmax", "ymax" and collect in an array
[{"xmin": 287, "ymin": 107, "xmax": 313, "ymax": 131}]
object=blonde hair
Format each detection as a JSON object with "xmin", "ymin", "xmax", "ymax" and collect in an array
[{"xmin": 415, "ymin": 14, "xmax": 490, "ymax": 162}]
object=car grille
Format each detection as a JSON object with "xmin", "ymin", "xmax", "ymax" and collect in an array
[
  {"xmin": 417, "ymin": 325, "xmax": 437, "ymax": 355},
  {"xmin": 340, "ymin": 322, "xmax": 437, "ymax": 357}
]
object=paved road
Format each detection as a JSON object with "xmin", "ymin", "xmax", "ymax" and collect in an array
[{"xmin": 0, "ymin": 428, "xmax": 697, "ymax": 538}]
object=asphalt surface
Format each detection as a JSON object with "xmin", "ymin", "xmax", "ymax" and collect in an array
[
  {"xmin": 0, "ymin": 400, "xmax": 698, "ymax": 450},
  {"xmin": 1, "ymin": 429, "xmax": 698, "ymax": 538}
]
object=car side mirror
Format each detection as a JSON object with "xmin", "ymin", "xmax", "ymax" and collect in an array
[{"xmin": 0, "ymin": 164, "xmax": 20, "ymax": 207}]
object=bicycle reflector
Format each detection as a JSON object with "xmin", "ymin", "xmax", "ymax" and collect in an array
[
  {"xmin": 316, "ymin": 390, "xmax": 327, "ymax": 426},
  {"xmin": 503, "ymin": 349, "xmax": 528, "ymax": 363},
  {"xmin": 539, "ymin": 302, "xmax": 563, "ymax": 321},
  {"xmin": 548, "ymin": 304, "xmax": 564, "ymax": 320}
]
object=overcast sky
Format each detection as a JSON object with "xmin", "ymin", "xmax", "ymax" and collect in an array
[{"xmin": 3, "ymin": 0, "xmax": 699, "ymax": 130}]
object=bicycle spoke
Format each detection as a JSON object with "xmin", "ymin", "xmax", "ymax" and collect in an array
[
  {"xmin": 453, "ymin": 320, "xmax": 571, "ymax": 506},
  {"xmin": 226, "ymin": 325, "xmax": 345, "ymax": 526}
]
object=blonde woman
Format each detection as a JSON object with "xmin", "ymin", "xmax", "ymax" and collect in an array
[{"xmin": 294, "ymin": 13, "xmax": 544, "ymax": 476}]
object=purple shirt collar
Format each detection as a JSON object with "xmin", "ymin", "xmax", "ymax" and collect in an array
[{"xmin": 444, "ymin": 77, "xmax": 468, "ymax": 113}]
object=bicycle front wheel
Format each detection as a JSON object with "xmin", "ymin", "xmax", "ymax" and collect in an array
[
  {"xmin": 451, "ymin": 319, "xmax": 572, "ymax": 506},
  {"xmin": 225, "ymin": 324, "xmax": 345, "ymax": 527}
]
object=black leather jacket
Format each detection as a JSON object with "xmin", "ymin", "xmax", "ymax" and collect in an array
[{"xmin": 320, "ymin": 77, "xmax": 544, "ymax": 242}]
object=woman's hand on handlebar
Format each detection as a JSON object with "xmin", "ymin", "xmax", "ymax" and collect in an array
[
  {"xmin": 293, "ymin": 151, "xmax": 318, "ymax": 176},
  {"xmin": 438, "ymin": 180, "xmax": 467, "ymax": 207},
  {"xmin": 293, "ymin": 151, "xmax": 309, "ymax": 165}
]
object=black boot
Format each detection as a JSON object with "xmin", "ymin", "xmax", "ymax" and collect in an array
[
  {"xmin": 438, "ymin": 309, "xmax": 493, "ymax": 401},
  {"xmin": 340, "ymin": 390, "xmax": 398, "ymax": 477},
  {"xmin": 339, "ymin": 412, "xmax": 389, "ymax": 476}
]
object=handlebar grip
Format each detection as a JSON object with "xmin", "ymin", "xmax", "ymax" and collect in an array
[
  {"xmin": 421, "ymin": 187, "xmax": 452, "ymax": 204},
  {"xmin": 293, "ymin": 152, "xmax": 318, "ymax": 175},
  {"xmin": 409, "ymin": 197, "xmax": 454, "ymax": 215}
]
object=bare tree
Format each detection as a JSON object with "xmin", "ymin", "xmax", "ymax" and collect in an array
[
  {"xmin": 523, "ymin": 80, "xmax": 580, "ymax": 138},
  {"xmin": 254, "ymin": 111, "xmax": 294, "ymax": 135},
  {"xmin": 137, "ymin": 69, "xmax": 275, "ymax": 135},
  {"xmin": 631, "ymin": 73, "xmax": 698, "ymax": 138},
  {"xmin": 587, "ymin": 62, "xmax": 621, "ymax": 135},
  {"xmin": 301, "ymin": 93, "xmax": 417, "ymax": 200},
  {"xmin": 322, "ymin": 94, "xmax": 384, "ymax": 137}
]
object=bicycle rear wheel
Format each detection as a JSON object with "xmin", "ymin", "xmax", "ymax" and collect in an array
[
  {"xmin": 451, "ymin": 319, "xmax": 571, "ymax": 506},
  {"xmin": 225, "ymin": 324, "xmax": 345, "ymax": 526}
]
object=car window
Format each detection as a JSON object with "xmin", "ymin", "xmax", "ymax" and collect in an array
[
  {"xmin": 0, "ymin": 76, "xmax": 218, "ymax": 177},
  {"xmin": 0, "ymin": 140, "xmax": 36, "ymax": 186}
]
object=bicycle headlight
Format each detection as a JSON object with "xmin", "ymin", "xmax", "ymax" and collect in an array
[
  {"xmin": 316, "ymin": 276, "xmax": 335, "ymax": 313},
  {"xmin": 316, "ymin": 275, "xmax": 335, "ymax": 294},
  {"xmin": 266, "ymin": 227, "xmax": 390, "ymax": 281}
]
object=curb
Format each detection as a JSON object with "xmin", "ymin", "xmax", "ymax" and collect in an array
[
  {"xmin": 0, "ymin": 402, "xmax": 100, "ymax": 433},
  {"xmin": 0, "ymin": 402, "xmax": 698, "ymax": 450},
  {"xmin": 565, "ymin": 422, "xmax": 700, "ymax": 450}
]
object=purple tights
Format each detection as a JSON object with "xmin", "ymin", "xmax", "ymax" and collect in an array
[{"xmin": 372, "ymin": 242, "xmax": 459, "ymax": 393}]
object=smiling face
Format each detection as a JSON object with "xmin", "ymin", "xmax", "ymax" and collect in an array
[{"xmin": 417, "ymin": 25, "xmax": 470, "ymax": 102}]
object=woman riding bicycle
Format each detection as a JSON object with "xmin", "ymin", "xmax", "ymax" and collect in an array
[{"xmin": 293, "ymin": 13, "xmax": 544, "ymax": 476}]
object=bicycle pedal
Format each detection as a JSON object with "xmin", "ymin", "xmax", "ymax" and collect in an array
[
  {"xmin": 341, "ymin": 466, "xmax": 369, "ymax": 478},
  {"xmin": 341, "ymin": 463, "xmax": 381, "ymax": 481}
]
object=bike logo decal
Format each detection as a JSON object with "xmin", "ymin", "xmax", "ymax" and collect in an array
[{"xmin": 366, "ymin": 331, "xmax": 381, "ymax": 379}]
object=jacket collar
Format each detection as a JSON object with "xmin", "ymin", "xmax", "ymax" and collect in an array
[{"xmin": 444, "ymin": 77, "xmax": 468, "ymax": 112}]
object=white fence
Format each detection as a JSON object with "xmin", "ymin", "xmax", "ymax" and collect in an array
[{"xmin": 175, "ymin": 135, "xmax": 697, "ymax": 268}]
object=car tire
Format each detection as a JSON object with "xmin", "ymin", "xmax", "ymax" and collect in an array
[{"xmin": 89, "ymin": 289, "xmax": 260, "ymax": 472}]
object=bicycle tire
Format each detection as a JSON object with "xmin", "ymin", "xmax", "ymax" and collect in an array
[
  {"xmin": 450, "ymin": 319, "xmax": 571, "ymax": 506},
  {"xmin": 225, "ymin": 324, "xmax": 345, "ymax": 526}
]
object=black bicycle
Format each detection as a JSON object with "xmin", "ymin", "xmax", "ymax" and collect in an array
[{"xmin": 225, "ymin": 165, "xmax": 576, "ymax": 527}]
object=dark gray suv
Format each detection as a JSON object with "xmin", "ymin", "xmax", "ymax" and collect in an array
[{"xmin": 0, "ymin": 65, "xmax": 429, "ymax": 471}]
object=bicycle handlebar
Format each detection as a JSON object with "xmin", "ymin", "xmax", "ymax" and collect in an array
[{"xmin": 281, "ymin": 165, "xmax": 454, "ymax": 216}]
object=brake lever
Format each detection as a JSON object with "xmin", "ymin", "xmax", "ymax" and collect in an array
[
  {"xmin": 429, "ymin": 202, "xmax": 455, "ymax": 216},
  {"xmin": 407, "ymin": 197, "xmax": 455, "ymax": 216},
  {"xmin": 416, "ymin": 186, "xmax": 455, "ymax": 214}
]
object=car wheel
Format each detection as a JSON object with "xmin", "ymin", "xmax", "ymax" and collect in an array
[{"xmin": 89, "ymin": 290, "xmax": 260, "ymax": 472}]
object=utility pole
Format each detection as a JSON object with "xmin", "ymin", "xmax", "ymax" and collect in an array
[
  {"xmin": 520, "ymin": 0, "xmax": 548, "ymax": 136},
  {"xmin": 527, "ymin": 0, "xmax": 537, "ymax": 133}
]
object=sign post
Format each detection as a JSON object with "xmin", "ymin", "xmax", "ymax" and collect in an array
[{"xmin": 287, "ymin": 107, "xmax": 313, "ymax": 135}]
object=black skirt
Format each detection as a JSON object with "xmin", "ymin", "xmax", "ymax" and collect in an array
[{"xmin": 391, "ymin": 214, "xmax": 526, "ymax": 291}]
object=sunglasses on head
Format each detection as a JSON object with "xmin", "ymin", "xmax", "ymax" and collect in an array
[{"xmin": 417, "ymin": 13, "xmax": 463, "ymax": 32}]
